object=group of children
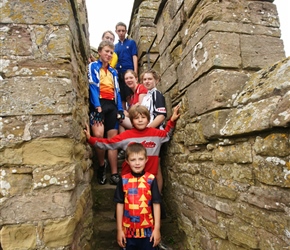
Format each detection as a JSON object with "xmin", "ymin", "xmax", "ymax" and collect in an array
[{"xmin": 86, "ymin": 21, "xmax": 181, "ymax": 250}]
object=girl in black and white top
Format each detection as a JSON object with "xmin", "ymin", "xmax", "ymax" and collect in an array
[{"xmin": 141, "ymin": 69, "xmax": 167, "ymax": 130}]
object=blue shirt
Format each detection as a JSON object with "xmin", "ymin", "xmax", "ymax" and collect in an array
[
  {"xmin": 88, "ymin": 60, "xmax": 123, "ymax": 112},
  {"xmin": 115, "ymin": 38, "xmax": 138, "ymax": 73}
]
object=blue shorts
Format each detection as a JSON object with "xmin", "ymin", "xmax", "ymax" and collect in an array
[{"xmin": 123, "ymin": 237, "xmax": 157, "ymax": 250}]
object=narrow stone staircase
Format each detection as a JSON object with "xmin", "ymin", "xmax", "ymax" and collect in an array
[{"xmin": 90, "ymin": 160, "xmax": 184, "ymax": 250}]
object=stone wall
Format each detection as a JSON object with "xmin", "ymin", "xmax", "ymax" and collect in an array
[
  {"xmin": 0, "ymin": 0, "xmax": 92, "ymax": 249},
  {"xmin": 129, "ymin": 0, "xmax": 290, "ymax": 249}
]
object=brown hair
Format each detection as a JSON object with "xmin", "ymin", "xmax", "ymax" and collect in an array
[
  {"xmin": 141, "ymin": 69, "xmax": 160, "ymax": 82},
  {"xmin": 98, "ymin": 40, "xmax": 114, "ymax": 52},
  {"xmin": 124, "ymin": 69, "xmax": 138, "ymax": 79},
  {"xmin": 125, "ymin": 143, "xmax": 147, "ymax": 160},
  {"xmin": 115, "ymin": 22, "xmax": 127, "ymax": 30},
  {"xmin": 128, "ymin": 105, "xmax": 150, "ymax": 125},
  {"xmin": 102, "ymin": 30, "xmax": 115, "ymax": 40}
]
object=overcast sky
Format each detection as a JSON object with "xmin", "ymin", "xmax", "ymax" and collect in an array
[{"xmin": 86, "ymin": 0, "xmax": 289, "ymax": 57}]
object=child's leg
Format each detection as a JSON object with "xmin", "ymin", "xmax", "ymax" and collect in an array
[
  {"xmin": 91, "ymin": 124, "xmax": 107, "ymax": 184},
  {"xmin": 91, "ymin": 124, "xmax": 106, "ymax": 166},
  {"xmin": 120, "ymin": 116, "xmax": 133, "ymax": 130},
  {"xmin": 107, "ymin": 128, "xmax": 119, "ymax": 184}
]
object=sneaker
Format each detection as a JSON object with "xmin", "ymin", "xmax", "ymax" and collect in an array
[
  {"xmin": 97, "ymin": 161, "xmax": 107, "ymax": 185},
  {"xmin": 117, "ymin": 150, "xmax": 125, "ymax": 160},
  {"xmin": 158, "ymin": 241, "xmax": 173, "ymax": 250},
  {"xmin": 110, "ymin": 174, "xmax": 120, "ymax": 185}
]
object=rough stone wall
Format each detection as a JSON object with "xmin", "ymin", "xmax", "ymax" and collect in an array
[
  {"xmin": 129, "ymin": 0, "xmax": 161, "ymax": 73},
  {"xmin": 129, "ymin": 0, "xmax": 290, "ymax": 249},
  {"xmin": 0, "ymin": 0, "xmax": 92, "ymax": 249}
]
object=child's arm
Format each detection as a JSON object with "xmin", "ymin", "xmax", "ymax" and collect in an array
[
  {"xmin": 148, "ymin": 114, "xmax": 165, "ymax": 128},
  {"xmin": 116, "ymin": 203, "xmax": 126, "ymax": 248},
  {"xmin": 84, "ymin": 123, "xmax": 125, "ymax": 150},
  {"xmin": 150, "ymin": 203, "xmax": 161, "ymax": 247}
]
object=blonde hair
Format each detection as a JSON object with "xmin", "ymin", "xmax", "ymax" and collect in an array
[
  {"xmin": 98, "ymin": 40, "xmax": 114, "ymax": 52},
  {"xmin": 102, "ymin": 30, "xmax": 115, "ymax": 40}
]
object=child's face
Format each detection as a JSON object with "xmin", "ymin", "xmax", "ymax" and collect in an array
[
  {"xmin": 142, "ymin": 73, "xmax": 157, "ymax": 90},
  {"xmin": 115, "ymin": 25, "xmax": 127, "ymax": 41},
  {"xmin": 124, "ymin": 72, "xmax": 137, "ymax": 89},
  {"xmin": 132, "ymin": 113, "xmax": 149, "ymax": 130},
  {"xmin": 126, "ymin": 152, "xmax": 147, "ymax": 174},
  {"xmin": 99, "ymin": 45, "xmax": 113, "ymax": 64},
  {"xmin": 102, "ymin": 32, "xmax": 114, "ymax": 42}
]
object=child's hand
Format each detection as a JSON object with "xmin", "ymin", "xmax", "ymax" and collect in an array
[
  {"xmin": 150, "ymin": 228, "xmax": 161, "ymax": 247},
  {"xmin": 83, "ymin": 123, "xmax": 91, "ymax": 140},
  {"xmin": 117, "ymin": 230, "xmax": 126, "ymax": 248},
  {"xmin": 171, "ymin": 105, "xmax": 181, "ymax": 122}
]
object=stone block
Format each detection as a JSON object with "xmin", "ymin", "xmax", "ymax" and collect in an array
[
  {"xmin": 254, "ymin": 133, "xmax": 290, "ymax": 157},
  {"xmin": 213, "ymin": 142, "xmax": 252, "ymax": 164},
  {"xmin": 187, "ymin": 70, "xmax": 249, "ymax": 116},
  {"xmin": 184, "ymin": 123, "xmax": 208, "ymax": 145},
  {"xmin": 241, "ymin": 34, "xmax": 285, "ymax": 70},
  {"xmin": 199, "ymin": 109, "xmax": 231, "ymax": 138},
  {"xmin": 47, "ymin": 26, "xmax": 72, "ymax": 59},
  {"xmin": 194, "ymin": 191, "xmax": 233, "ymax": 215},
  {"xmin": 158, "ymin": 10, "xmax": 185, "ymax": 55},
  {"xmin": 159, "ymin": 48, "xmax": 175, "ymax": 78},
  {"xmin": 240, "ymin": 186, "xmax": 290, "ymax": 212},
  {"xmin": 138, "ymin": 7, "xmax": 158, "ymax": 19},
  {"xmin": 183, "ymin": 195, "xmax": 218, "ymax": 223},
  {"xmin": 178, "ymin": 32, "xmax": 241, "ymax": 91},
  {"xmin": 184, "ymin": 0, "xmax": 199, "ymax": 18},
  {"xmin": 0, "ymin": 167, "xmax": 32, "ymax": 196},
  {"xmin": 234, "ymin": 58, "xmax": 290, "ymax": 106},
  {"xmin": 259, "ymin": 229, "xmax": 290, "ymax": 250},
  {"xmin": 271, "ymin": 90, "xmax": 290, "ymax": 127},
  {"xmin": 23, "ymin": 138, "xmax": 74, "ymax": 165},
  {"xmin": 200, "ymin": 219, "xmax": 227, "ymax": 239},
  {"xmin": 0, "ymin": 25, "xmax": 32, "ymax": 56},
  {"xmin": 188, "ymin": 153, "xmax": 213, "ymax": 163},
  {"xmin": 253, "ymin": 155, "xmax": 290, "ymax": 187},
  {"xmin": 30, "ymin": 114, "xmax": 75, "ymax": 139},
  {"xmin": 158, "ymin": 64, "xmax": 177, "ymax": 94},
  {"xmin": 0, "ymin": 115, "xmax": 77, "ymax": 149},
  {"xmin": 0, "ymin": 224, "xmax": 37, "ymax": 250},
  {"xmin": 32, "ymin": 164, "xmax": 77, "ymax": 191},
  {"xmin": 228, "ymin": 220, "xmax": 259, "ymax": 249},
  {"xmin": 1, "ymin": 0, "xmax": 71, "ymax": 24},
  {"xmin": 0, "ymin": 148, "xmax": 23, "ymax": 165},
  {"xmin": 0, "ymin": 77, "xmax": 74, "ymax": 116},
  {"xmin": 220, "ymin": 96, "xmax": 281, "ymax": 136},
  {"xmin": 234, "ymin": 203, "xmax": 289, "ymax": 237},
  {"xmin": 0, "ymin": 191, "xmax": 74, "ymax": 224},
  {"xmin": 43, "ymin": 217, "xmax": 76, "ymax": 247},
  {"xmin": 216, "ymin": 163, "xmax": 254, "ymax": 186}
]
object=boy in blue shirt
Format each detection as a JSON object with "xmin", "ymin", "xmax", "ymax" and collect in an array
[{"xmin": 115, "ymin": 22, "xmax": 138, "ymax": 109}]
